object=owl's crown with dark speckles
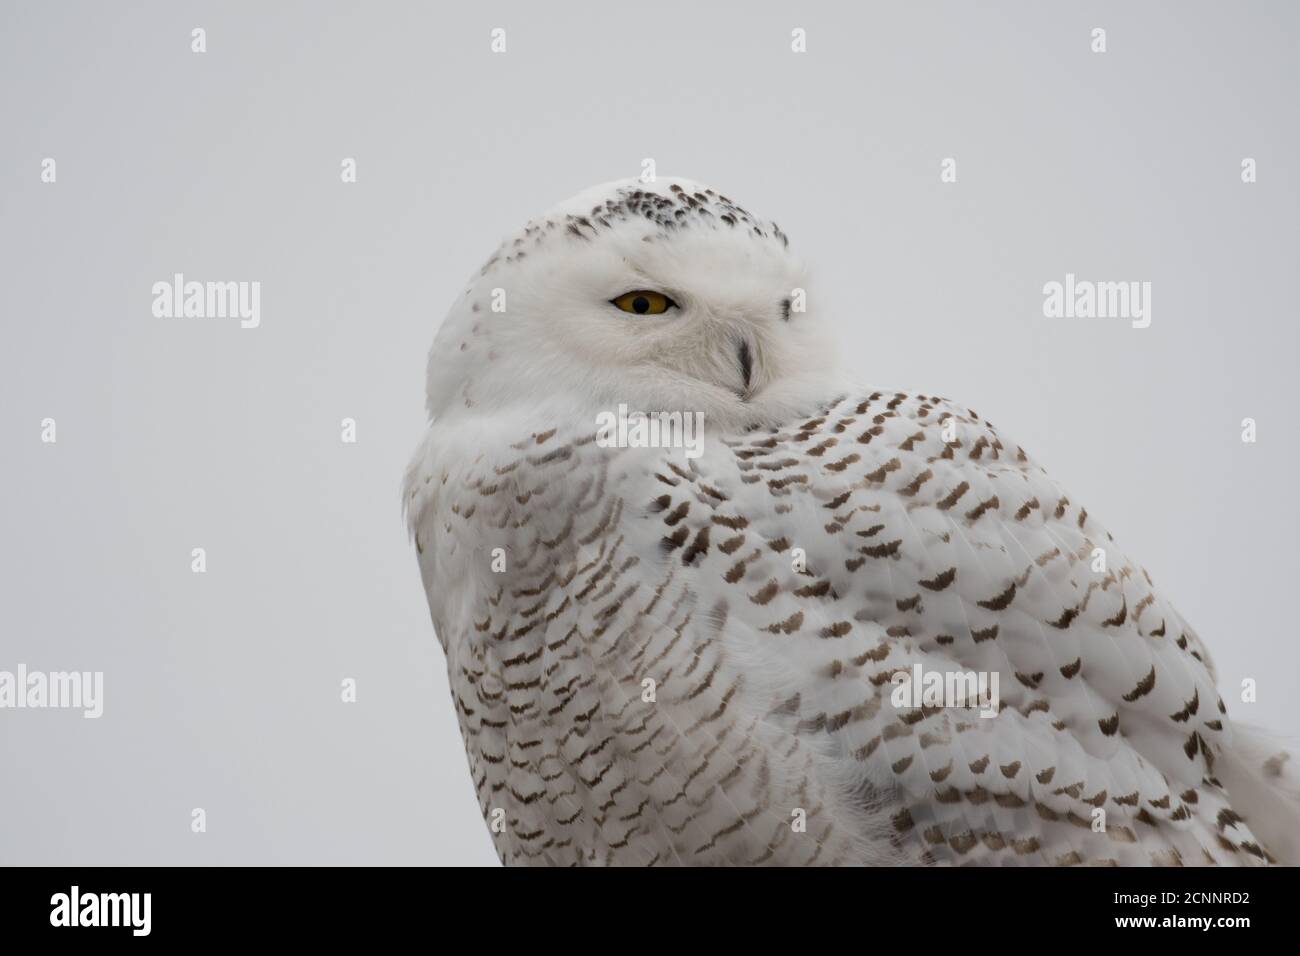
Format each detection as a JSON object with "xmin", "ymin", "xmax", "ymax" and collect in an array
[{"xmin": 479, "ymin": 179, "xmax": 790, "ymax": 277}]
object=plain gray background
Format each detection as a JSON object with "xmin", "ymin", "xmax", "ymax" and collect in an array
[{"xmin": 2, "ymin": 1, "xmax": 1296, "ymax": 865}]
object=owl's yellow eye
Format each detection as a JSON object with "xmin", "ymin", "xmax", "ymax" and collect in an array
[{"xmin": 610, "ymin": 290, "xmax": 677, "ymax": 315}]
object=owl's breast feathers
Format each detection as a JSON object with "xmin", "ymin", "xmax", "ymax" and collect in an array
[{"xmin": 406, "ymin": 390, "xmax": 1291, "ymax": 866}]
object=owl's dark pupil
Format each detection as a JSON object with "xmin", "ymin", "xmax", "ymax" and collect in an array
[{"xmin": 632, "ymin": 296, "xmax": 650, "ymax": 314}]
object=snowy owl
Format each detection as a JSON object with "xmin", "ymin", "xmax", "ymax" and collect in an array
[{"xmin": 404, "ymin": 177, "xmax": 1299, "ymax": 866}]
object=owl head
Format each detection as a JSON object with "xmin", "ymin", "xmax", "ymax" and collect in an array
[{"xmin": 423, "ymin": 178, "xmax": 844, "ymax": 435}]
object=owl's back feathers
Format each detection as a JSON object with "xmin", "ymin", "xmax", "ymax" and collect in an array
[{"xmin": 405, "ymin": 389, "xmax": 1293, "ymax": 865}]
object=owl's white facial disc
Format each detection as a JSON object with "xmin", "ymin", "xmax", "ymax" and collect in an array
[{"xmin": 424, "ymin": 177, "xmax": 844, "ymax": 433}]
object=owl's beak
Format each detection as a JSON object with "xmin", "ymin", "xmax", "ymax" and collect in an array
[{"xmin": 737, "ymin": 339, "xmax": 754, "ymax": 398}]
